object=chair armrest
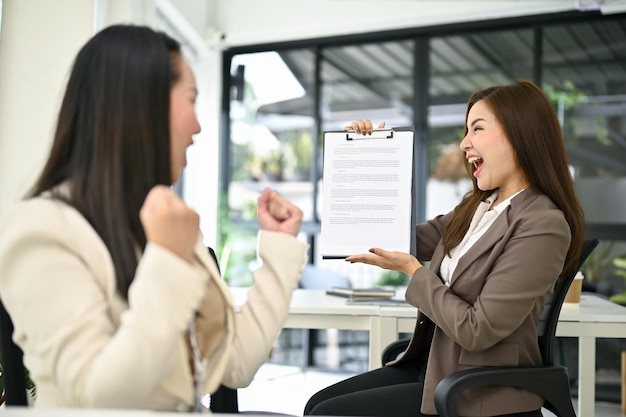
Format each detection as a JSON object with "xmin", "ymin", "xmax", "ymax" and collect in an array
[
  {"xmin": 210, "ymin": 385, "xmax": 239, "ymax": 413},
  {"xmin": 434, "ymin": 365, "xmax": 576, "ymax": 417},
  {"xmin": 381, "ymin": 338, "xmax": 410, "ymax": 365}
]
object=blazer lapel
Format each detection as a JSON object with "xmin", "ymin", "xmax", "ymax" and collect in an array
[
  {"xmin": 449, "ymin": 214, "xmax": 509, "ymax": 287},
  {"xmin": 430, "ymin": 243, "xmax": 446, "ymax": 277},
  {"xmin": 446, "ymin": 188, "xmax": 538, "ymax": 287}
]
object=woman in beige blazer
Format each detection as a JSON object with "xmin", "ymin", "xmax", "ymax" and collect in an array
[
  {"xmin": 0, "ymin": 25, "xmax": 308, "ymax": 411},
  {"xmin": 305, "ymin": 80, "xmax": 585, "ymax": 417}
]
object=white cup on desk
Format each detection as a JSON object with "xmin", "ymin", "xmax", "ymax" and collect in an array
[{"xmin": 564, "ymin": 271, "xmax": 584, "ymax": 303}]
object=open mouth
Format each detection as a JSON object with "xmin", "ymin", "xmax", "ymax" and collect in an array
[
  {"xmin": 468, "ymin": 156, "xmax": 483, "ymax": 169},
  {"xmin": 468, "ymin": 156, "xmax": 484, "ymax": 176}
]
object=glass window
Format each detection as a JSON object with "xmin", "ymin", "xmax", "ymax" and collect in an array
[
  {"xmin": 427, "ymin": 28, "xmax": 534, "ymax": 219},
  {"xmin": 543, "ymin": 19, "xmax": 626, "ymax": 227},
  {"xmin": 542, "ymin": 18, "xmax": 626, "ymax": 306},
  {"xmin": 321, "ymin": 41, "xmax": 415, "ymax": 130},
  {"xmin": 223, "ymin": 50, "xmax": 316, "ymax": 282}
]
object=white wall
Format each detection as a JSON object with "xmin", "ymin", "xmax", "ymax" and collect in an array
[
  {"xmin": 212, "ymin": 0, "xmax": 577, "ymax": 47},
  {"xmin": 155, "ymin": 0, "xmax": 222, "ymax": 247},
  {"xmin": 0, "ymin": 0, "xmax": 222, "ymax": 246},
  {"xmin": 0, "ymin": 0, "xmax": 94, "ymax": 216}
]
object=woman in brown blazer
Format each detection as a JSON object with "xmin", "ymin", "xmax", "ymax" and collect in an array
[{"xmin": 304, "ymin": 80, "xmax": 585, "ymax": 417}]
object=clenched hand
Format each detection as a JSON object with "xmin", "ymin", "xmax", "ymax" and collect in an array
[
  {"xmin": 140, "ymin": 185, "xmax": 199, "ymax": 263},
  {"xmin": 257, "ymin": 188, "xmax": 303, "ymax": 237}
]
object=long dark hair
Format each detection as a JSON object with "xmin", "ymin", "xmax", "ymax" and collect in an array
[
  {"xmin": 29, "ymin": 25, "xmax": 182, "ymax": 299},
  {"xmin": 442, "ymin": 80, "xmax": 585, "ymax": 276}
]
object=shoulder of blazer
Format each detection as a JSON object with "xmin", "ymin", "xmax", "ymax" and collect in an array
[
  {"xmin": 0, "ymin": 197, "xmax": 118, "ymax": 298},
  {"xmin": 509, "ymin": 188, "xmax": 558, "ymax": 212},
  {"xmin": 501, "ymin": 189, "xmax": 569, "ymax": 247}
]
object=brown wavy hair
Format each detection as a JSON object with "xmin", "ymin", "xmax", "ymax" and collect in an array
[{"xmin": 442, "ymin": 80, "xmax": 585, "ymax": 276}]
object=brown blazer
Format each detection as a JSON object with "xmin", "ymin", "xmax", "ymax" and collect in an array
[{"xmin": 396, "ymin": 188, "xmax": 571, "ymax": 416}]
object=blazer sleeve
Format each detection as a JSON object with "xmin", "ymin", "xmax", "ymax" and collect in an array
[
  {"xmin": 0, "ymin": 201, "xmax": 207, "ymax": 408},
  {"xmin": 220, "ymin": 230, "xmax": 307, "ymax": 387},
  {"xmin": 415, "ymin": 212, "xmax": 452, "ymax": 261}
]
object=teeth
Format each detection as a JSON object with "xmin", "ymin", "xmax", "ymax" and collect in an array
[{"xmin": 468, "ymin": 156, "xmax": 482, "ymax": 164}]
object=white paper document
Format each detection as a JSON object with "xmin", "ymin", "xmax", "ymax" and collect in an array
[{"xmin": 319, "ymin": 128, "xmax": 415, "ymax": 259}]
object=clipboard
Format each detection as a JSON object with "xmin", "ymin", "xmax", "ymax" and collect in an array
[{"xmin": 319, "ymin": 126, "xmax": 417, "ymax": 259}]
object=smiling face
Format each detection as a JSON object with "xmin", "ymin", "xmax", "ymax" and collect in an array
[
  {"xmin": 459, "ymin": 100, "xmax": 529, "ymax": 202},
  {"xmin": 169, "ymin": 57, "xmax": 201, "ymax": 183}
]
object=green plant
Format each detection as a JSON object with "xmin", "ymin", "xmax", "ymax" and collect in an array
[
  {"xmin": 376, "ymin": 270, "xmax": 409, "ymax": 287},
  {"xmin": 544, "ymin": 80, "xmax": 611, "ymax": 146},
  {"xmin": 608, "ymin": 256, "xmax": 626, "ymax": 305},
  {"xmin": 544, "ymin": 80, "xmax": 588, "ymax": 112},
  {"xmin": 262, "ymin": 150, "xmax": 284, "ymax": 181},
  {"xmin": 288, "ymin": 131, "xmax": 313, "ymax": 176},
  {"xmin": 582, "ymin": 240, "xmax": 614, "ymax": 283},
  {"xmin": 215, "ymin": 191, "xmax": 258, "ymax": 287}
]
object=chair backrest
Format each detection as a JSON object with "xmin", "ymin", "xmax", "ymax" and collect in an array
[
  {"xmin": 537, "ymin": 238, "xmax": 599, "ymax": 366},
  {"xmin": 0, "ymin": 297, "xmax": 28, "ymax": 406},
  {"xmin": 205, "ymin": 246, "xmax": 240, "ymax": 414}
]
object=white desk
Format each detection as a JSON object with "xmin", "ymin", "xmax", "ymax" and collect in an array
[
  {"xmin": 557, "ymin": 295, "xmax": 626, "ymax": 416},
  {"xmin": 231, "ymin": 287, "xmax": 409, "ymax": 369},
  {"xmin": 231, "ymin": 288, "xmax": 626, "ymax": 416},
  {"xmin": 230, "ymin": 288, "xmax": 383, "ymax": 369}
]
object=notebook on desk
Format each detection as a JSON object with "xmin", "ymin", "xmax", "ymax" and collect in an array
[
  {"xmin": 346, "ymin": 298, "xmax": 410, "ymax": 306},
  {"xmin": 326, "ymin": 286, "xmax": 395, "ymax": 300}
]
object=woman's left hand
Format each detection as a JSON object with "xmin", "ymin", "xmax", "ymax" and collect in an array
[
  {"xmin": 257, "ymin": 187, "xmax": 303, "ymax": 237},
  {"xmin": 346, "ymin": 248, "xmax": 422, "ymax": 277}
]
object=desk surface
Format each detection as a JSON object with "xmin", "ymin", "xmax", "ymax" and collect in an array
[
  {"xmin": 559, "ymin": 294, "xmax": 626, "ymax": 322},
  {"xmin": 230, "ymin": 287, "xmax": 626, "ymax": 321},
  {"xmin": 381, "ymin": 291, "xmax": 626, "ymax": 320},
  {"xmin": 230, "ymin": 286, "xmax": 382, "ymax": 315}
]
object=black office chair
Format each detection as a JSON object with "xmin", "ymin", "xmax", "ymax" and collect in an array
[
  {"xmin": 205, "ymin": 246, "xmax": 242, "ymax": 413},
  {"xmin": 381, "ymin": 238, "xmax": 599, "ymax": 417},
  {"xmin": 0, "ymin": 297, "xmax": 29, "ymax": 406},
  {"xmin": 208, "ymin": 247, "xmax": 296, "ymax": 415}
]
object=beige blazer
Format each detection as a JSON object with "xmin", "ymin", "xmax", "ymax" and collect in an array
[
  {"xmin": 0, "ymin": 196, "xmax": 307, "ymax": 411},
  {"xmin": 397, "ymin": 188, "xmax": 571, "ymax": 416}
]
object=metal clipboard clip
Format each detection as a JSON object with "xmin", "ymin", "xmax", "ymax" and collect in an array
[{"xmin": 345, "ymin": 127, "xmax": 394, "ymax": 141}]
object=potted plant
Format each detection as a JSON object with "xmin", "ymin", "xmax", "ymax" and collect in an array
[
  {"xmin": 608, "ymin": 255, "xmax": 626, "ymax": 305},
  {"xmin": 286, "ymin": 131, "xmax": 313, "ymax": 181}
]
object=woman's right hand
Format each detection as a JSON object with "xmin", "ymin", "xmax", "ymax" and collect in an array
[
  {"xmin": 343, "ymin": 119, "xmax": 386, "ymax": 135},
  {"xmin": 140, "ymin": 185, "xmax": 199, "ymax": 263},
  {"xmin": 256, "ymin": 187, "xmax": 303, "ymax": 237}
]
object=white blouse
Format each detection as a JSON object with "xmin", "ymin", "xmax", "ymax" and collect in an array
[{"xmin": 439, "ymin": 189, "xmax": 524, "ymax": 285}]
